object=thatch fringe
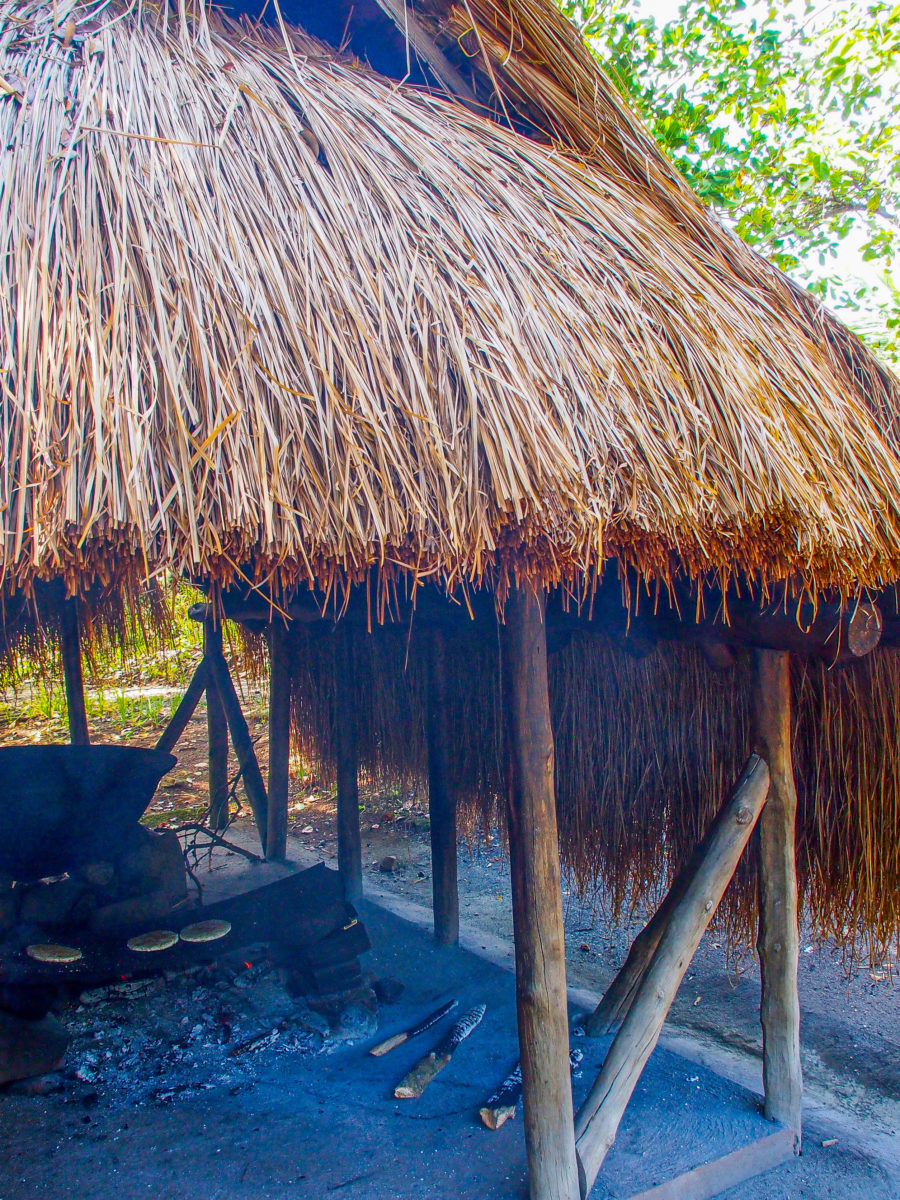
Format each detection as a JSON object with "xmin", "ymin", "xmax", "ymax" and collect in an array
[
  {"xmin": 2, "ymin": 1, "xmax": 900, "ymax": 604},
  {"xmin": 280, "ymin": 619, "xmax": 900, "ymax": 960}
]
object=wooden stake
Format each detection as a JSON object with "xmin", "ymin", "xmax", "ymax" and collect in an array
[
  {"xmin": 501, "ymin": 585, "xmax": 580, "ymax": 1200},
  {"xmin": 267, "ymin": 622, "xmax": 293, "ymax": 862},
  {"xmin": 204, "ymin": 620, "xmax": 229, "ymax": 832},
  {"xmin": 425, "ymin": 629, "xmax": 459, "ymax": 945},
  {"xmin": 574, "ymin": 755, "xmax": 770, "ymax": 1198},
  {"xmin": 334, "ymin": 624, "xmax": 362, "ymax": 903},
  {"xmin": 59, "ymin": 597, "xmax": 89, "ymax": 745},
  {"xmin": 752, "ymin": 649, "xmax": 803, "ymax": 1148},
  {"xmin": 155, "ymin": 657, "xmax": 209, "ymax": 756},
  {"xmin": 207, "ymin": 648, "xmax": 269, "ymax": 853}
]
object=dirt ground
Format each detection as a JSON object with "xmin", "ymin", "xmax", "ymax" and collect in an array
[
  {"xmin": 1, "ymin": 842, "xmax": 897, "ymax": 1200},
  {"xmin": 3, "ymin": 685, "xmax": 900, "ymax": 1196}
]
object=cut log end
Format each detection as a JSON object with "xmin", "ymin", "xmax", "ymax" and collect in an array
[
  {"xmin": 480, "ymin": 1104, "xmax": 516, "ymax": 1130},
  {"xmin": 848, "ymin": 603, "xmax": 882, "ymax": 658},
  {"xmin": 369, "ymin": 1032, "xmax": 406, "ymax": 1057}
]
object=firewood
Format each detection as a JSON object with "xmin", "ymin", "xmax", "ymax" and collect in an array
[
  {"xmin": 480, "ymin": 1048, "xmax": 583, "ymax": 1131},
  {"xmin": 369, "ymin": 998, "xmax": 457, "ymax": 1057},
  {"xmin": 393, "ymin": 1004, "xmax": 485, "ymax": 1099}
]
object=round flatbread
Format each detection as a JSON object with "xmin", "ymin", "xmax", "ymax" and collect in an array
[
  {"xmin": 179, "ymin": 919, "xmax": 231, "ymax": 944},
  {"xmin": 126, "ymin": 929, "xmax": 178, "ymax": 953},
  {"xmin": 26, "ymin": 942, "xmax": 82, "ymax": 964}
]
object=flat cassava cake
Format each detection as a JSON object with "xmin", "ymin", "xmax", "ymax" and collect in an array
[
  {"xmin": 179, "ymin": 919, "xmax": 231, "ymax": 944},
  {"xmin": 26, "ymin": 943, "xmax": 82, "ymax": 964},
  {"xmin": 126, "ymin": 929, "xmax": 178, "ymax": 953}
]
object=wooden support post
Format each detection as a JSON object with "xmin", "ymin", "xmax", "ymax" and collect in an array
[
  {"xmin": 334, "ymin": 624, "xmax": 362, "ymax": 903},
  {"xmin": 752, "ymin": 649, "xmax": 802, "ymax": 1148},
  {"xmin": 155, "ymin": 657, "xmax": 209, "ymax": 756},
  {"xmin": 574, "ymin": 756, "xmax": 770, "ymax": 1199},
  {"xmin": 501, "ymin": 585, "xmax": 580, "ymax": 1200},
  {"xmin": 425, "ymin": 630, "xmax": 459, "ymax": 945},
  {"xmin": 204, "ymin": 620, "xmax": 230, "ymax": 831},
  {"xmin": 207, "ymin": 647, "xmax": 268, "ymax": 854},
  {"xmin": 266, "ymin": 622, "xmax": 293, "ymax": 862},
  {"xmin": 59, "ymin": 597, "xmax": 89, "ymax": 745}
]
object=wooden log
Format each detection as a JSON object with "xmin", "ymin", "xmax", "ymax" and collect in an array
[
  {"xmin": 59, "ymin": 597, "xmax": 89, "ymax": 745},
  {"xmin": 549, "ymin": 585, "xmax": 881, "ymax": 661},
  {"xmin": 207, "ymin": 649, "xmax": 269, "ymax": 854},
  {"xmin": 501, "ymin": 585, "xmax": 580, "ymax": 1200},
  {"xmin": 334, "ymin": 624, "xmax": 362, "ymax": 903},
  {"xmin": 752, "ymin": 649, "xmax": 802, "ymax": 1149},
  {"xmin": 155, "ymin": 657, "xmax": 209, "ymax": 756},
  {"xmin": 574, "ymin": 755, "xmax": 770, "ymax": 1199},
  {"xmin": 266, "ymin": 622, "xmax": 293, "ymax": 862},
  {"xmin": 584, "ymin": 867, "xmax": 689, "ymax": 1037},
  {"xmin": 424, "ymin": 629, "xmax": 459, "ymax": 945},
  {"xmin": 480, "ymin": 1049, "xmax": 583, "ymax": 1131},
  {"xmin": 368, "ymin": 998, "xmax": 458, "ymax": 1057},
  {"xmin": 203, "ymin": 621, "xmax": 229, "ymax": 831},
  {"xmin": 393, "ymin": 1004, "xmax": 486, "ymax": 1099},
  {"xmin": 662, "ymin": 596, "xmax": 881, "ymax": 661}
]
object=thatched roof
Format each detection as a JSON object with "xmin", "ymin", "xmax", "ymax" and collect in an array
[{"xmin": 3, "ymin": 0, "xmax": 900, "ymax": 601}]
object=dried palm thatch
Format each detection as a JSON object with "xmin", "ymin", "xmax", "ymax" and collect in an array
[
  {"xmin": 2, "ymin": 0, "xmax": 900, "ymax": 610},
  {"xmin": 280, "ymin": 618, "xmax": 900, "ymax": 959}
]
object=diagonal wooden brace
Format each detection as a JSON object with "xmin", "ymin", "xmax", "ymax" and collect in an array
[
  {"xmin": 207, "ymin": 649, "xmax": 269, "ymax": 854},
  {"xmin": 155, "ymin": 656, "xmax": 210, "ymax": 756},
  {"xmin": 573, "ymin": 755, "xmax": 770, "ymax": 1199}
]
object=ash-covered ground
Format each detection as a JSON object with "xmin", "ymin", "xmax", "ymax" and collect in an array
[{"xmin": 53, "ymin": 957, "xmax": 376, "ymax": 1108}]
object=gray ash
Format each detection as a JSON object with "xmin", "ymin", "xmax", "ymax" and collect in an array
[{"xmin": 60, "ymin": 958, "xmax": 337, "ymax": 1107}]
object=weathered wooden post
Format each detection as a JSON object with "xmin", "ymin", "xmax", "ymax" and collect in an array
[
  {"xmin": 425, "ymin": 629, "xmax": 459, "ymax": 945},
  {"xmin": 335, "ymin": 624, "xmax": 362, "ymax": 903},
  {"xmin": 204, "ymin": 617, "xmax": 229, "ymax": 831},
  {"xmin": 59, "ymin": 596, "xmax": 89, "ymax": 745},
  {"xmin": 267, "ymin": 621, "xmax": 293, "ymax": 862},
  {"xmin": 500, "ymin": 584, "xmax": 580, "ymax": 1200},
  {"xmin": 752, "ymin": 648, "xmax": 803, "ymax": 1148}
]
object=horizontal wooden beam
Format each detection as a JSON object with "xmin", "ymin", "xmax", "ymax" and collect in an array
[
  {"xmin": 623, "ymin": 1128, "xmax": 794, "ymax": 1200},
  {"xmin": 189, "ymin": 582, "xmax": 881, "ymax": 662}
]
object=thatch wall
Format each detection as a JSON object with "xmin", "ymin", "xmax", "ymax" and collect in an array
[{"xmin": 280, "ymin": 620, "xmax": 900, "ymax": 960}]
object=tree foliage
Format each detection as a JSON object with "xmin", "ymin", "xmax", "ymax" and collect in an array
[{"xmin": 558, "ymin": 0, "xmax": 900, "ymax": 362}]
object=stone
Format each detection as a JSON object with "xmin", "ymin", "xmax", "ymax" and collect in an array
[
  {"xmin": 19, "ymin": 878, "xmax": 94, "ymax": 929},
  {"xmin": 0, "ymin": 1011, "xmax": 68, "ymax": 1086},
  {"xmin": 371, "ymin": 975, "xmax": 404, "ymax": 1005},
  {"xmin": 89, "ymin": 888, "xmax": 175, "ymax": 936},
  {"xmin": 4, "ymin": 1071, "xmax": 63, "ymax": 1096},
  {"xmin": 378, "ymin": 855, "xmax": 399, "ymax": 873},
  {"xmin": 0, "ymin": 888, "xmax": 20, "ymax": 937},
  {"xmin": 113, "ymin": 828, "xmax": 186, "ymax": 905},
  {"xmin": 72, "ymin": 861, "xmax": 115, "ymax": 890}
]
